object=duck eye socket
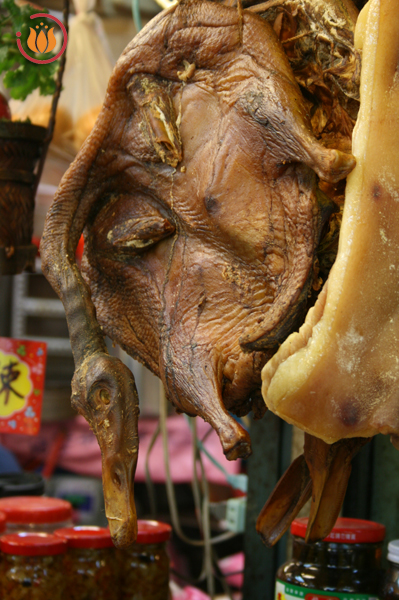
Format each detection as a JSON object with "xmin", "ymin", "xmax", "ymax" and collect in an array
[
  {"xmin": 100, "ymin": 389, "xmax": 111, "ymax": 405},
  {"xmin": 108, "ymin": 214, "xmax": 175, "ymax": 251},
  {"xmin": 92, "ymin": 192, "xmax": 175, "ymax": 255}
]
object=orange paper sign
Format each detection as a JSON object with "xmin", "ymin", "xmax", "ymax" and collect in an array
[{"xmin": 0, "ymin": 337, "xmax": 47, "ymax": 435}]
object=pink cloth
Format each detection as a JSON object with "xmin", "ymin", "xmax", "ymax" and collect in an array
[
  {"xmin": 218, "ymin": 552, "xmax": 245, "ymax": 589},
  {"xmin": 0, "ymin": 414, "xmax": 240, "ymax": 484}
]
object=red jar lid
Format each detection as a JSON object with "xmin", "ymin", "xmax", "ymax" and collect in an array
[
  {"xmin": 54, "ymin": 526, "xmax": 114, "ymax": 549},
  {"xmin": 0, "ymin": 533, "xmax": 67, "ymax": 556},
  {"xmin": 291, "ymin": 517, "xmax": 386, "ymax": 544},
  {"xmin": 0, "ymin": 511, "xmax": 6, "ymax": 533},
  {"xmin": 136, "ymin": 520, "xmax": 172, "ymax": 544},
  {"xmin": 0, "ymin": 496, "xmax": 72, "ymax": 524}
]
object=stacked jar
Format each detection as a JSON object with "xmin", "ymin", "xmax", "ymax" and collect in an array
[
  {"xmin": 381, "ymin": 540, "xmax": 399, "ymax": 599},
  {"xmin": 0, "ymin": 532, "xmax": 67, "ymax": 599},
  {"xmin": 0, "ymin": 496, "xmax": 73, "ymax": 534},
  {"xmin": 54, "ymin": 526, "xmax": 119, "ymax": 600},
  {"xmin": 276, "ymin": 517, "xmax": 386, "ymax": 599},
  {"xmin": 0, "ymin": 512, "xmax": 7, "ymax": 536},
  {"xmin": 0, "ymin": 473, "xmax": 45, "ymax": 498},
  {"xmin": 119, "ymin": 520, "xmax": 172, "ymax": 600}
]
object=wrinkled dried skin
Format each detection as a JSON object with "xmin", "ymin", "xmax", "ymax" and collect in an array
[
  {"xmin": 41, "ymin": 0, "xmax": 354, "ymax": 545},
  {"xmin": 262, "ymin": 0, "xmax": 399, "ymax": 445},
  {"xmin": 249, "ymin": 0, "xmax": 361, "ymax": 286},
  {"xmin": 81, "ymin": 2, "xmax": 354, "ymax": 454}
]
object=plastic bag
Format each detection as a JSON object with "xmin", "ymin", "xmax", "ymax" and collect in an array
[
  {"xmin": 10, "ymin": 0, "xmax": 114, "ymax": 237},
  {"xmin": 57, "ymin": 0, "xmax": 114, "ymax": 152}
]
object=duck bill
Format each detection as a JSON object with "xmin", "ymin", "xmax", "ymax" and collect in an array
[{"xmin": 102, "ymin": 452, "xmax": 138, "ymax": 548}]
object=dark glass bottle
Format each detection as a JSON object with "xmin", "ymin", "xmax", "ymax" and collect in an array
[
  {"xmin": 381, "ymin": 540, "xmax": 399, "ymax": 599},
  {"xmin": 275, "ymin": 517, "xmax": 385, "ymax": 599}
]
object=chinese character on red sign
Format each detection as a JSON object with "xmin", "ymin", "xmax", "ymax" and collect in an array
[{"xmin": 0, "ymin": 337, "xmax": 47, "ymax": 435}]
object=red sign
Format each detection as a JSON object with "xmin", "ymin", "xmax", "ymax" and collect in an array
[{"xmin": 0, "ymin": 337, "xmax": 47, "ymax": 435}]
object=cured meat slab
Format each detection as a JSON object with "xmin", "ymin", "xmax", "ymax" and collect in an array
[{"xmin": 262, "ymin": 0, "xmax": 399, "ymax": 446}]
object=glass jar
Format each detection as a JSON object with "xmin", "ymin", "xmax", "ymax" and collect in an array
[
  {"xmin": 0, "ymin": 532, "xmax": 67, "ymax": 599},
  {"xmin": 276, "ymin": 517, "xmax": 385, "ymax": 599},
  {"xmin": 0, "ymin": 474, "xmax": 45, "ymax": 498},
  {"xmin": 54, "ymin": 526, "xmax": 119, "ymax": 600},
  {"xmin": 119, "ymin": 520, "xmax": 172, "ymax": 600},
  {"xmin": 0, "ymin": 496, "xmax": 73, "ymax": 534},
  {"xmin": 380, "ymin": 540, "xmax": 399, "ymax": 599}
]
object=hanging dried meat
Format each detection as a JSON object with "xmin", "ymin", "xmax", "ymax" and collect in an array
[
  {"xmin": 41, "ymin": 0, "xmax": 355, "ymax": 547},
  {"xmin": 259, "ymin": 0, "xmax": 399, "ymax": 544}
]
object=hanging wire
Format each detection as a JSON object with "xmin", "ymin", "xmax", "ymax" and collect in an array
[
  {"xmin": 191, "ymin": 417, "xmax": 213, "ymax": 588},
  {"xmin": 187, "ymin": 416, "xmax": 248, "ymax": 494},
  {"xmin": 144, "ymin": 421, "xmax": 161, "ymax": 517},
  {"xmin": 191, "ymin": 417, "xmax": 204, "ymax": 534},
  {"xmin": 159, "ymin": 381, "xmax": 237, "ymax": 547},
  {"xmin": 157, "ymin": 381, "xmax": 242, "ymax": 598},
  {"xmin": 194, "ymin": 427, "xmax": 234, "ymax": 600},
  {"xmin": 132, "ymin": 0, "xmax": 142, "ymax": 32},
  {"xmin": 211, "ymin": 546, "xmax": 235, "ymax": 599}
]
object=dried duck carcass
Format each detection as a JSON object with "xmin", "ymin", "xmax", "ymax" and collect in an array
[{"xmin": 41, "ymin": 0, "xmax": 355, "ymax": 547}]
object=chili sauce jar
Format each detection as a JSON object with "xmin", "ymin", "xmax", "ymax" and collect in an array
[
  {"xmin": 380, "ymin": 539, "xmax": 399, "ymax": 599},
  {"xmin": 275, "ymin": 517, "xmax": 385, "ymax": 599},
  {"xmin": 119, "ymin": 520, "xmax": 172, "ymax": 600},
  {"xmin": 0, "ymin": 532, "xmax": 67, "ymax": 599},
  {"xmin": 0, "ymin": 496, "xmax": 73, "ymax": 534},
  {"xmin": 54, "ymin": 526, "xmax": 119, "ymax": 600}
]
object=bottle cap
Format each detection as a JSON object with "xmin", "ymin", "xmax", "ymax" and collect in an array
[
  {"xmin": 388, "ymin": 540, "xmax": 399, "ymax": 564},
  {"xmin": 291, "ymin": 517, "xmax": 386, "ymax": 544},
  {"xmin": 0, "ymin": 496, "xmax": 72, "ymax": 524},
  {"xmin": 136, "ymin": 520, "xmax": 172, "ymax": 544},
  {"xmin": 54, "ymin": 526, "xmax": 114, "ymax": 549},
  {"xmin": 0, "ymin": 532, "xmax": 67, "ymax": 556}
]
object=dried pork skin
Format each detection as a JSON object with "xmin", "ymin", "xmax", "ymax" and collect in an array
[{"xmin": 262, "ymin": 0, "xmax": 399, "ymax": 444}]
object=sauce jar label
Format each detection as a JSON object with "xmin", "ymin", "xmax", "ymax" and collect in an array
[{"xmin": 275, "ymin": 580, "xmax": 380, "ymax": 600}]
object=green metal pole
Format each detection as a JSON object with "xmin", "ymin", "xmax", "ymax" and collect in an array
[{"xmin": 243, "ymin": 411, "xmax": 292, "ymax": 600}]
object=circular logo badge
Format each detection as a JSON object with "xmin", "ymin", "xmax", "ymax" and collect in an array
[{"xmin": 16, "ymin": 13, "xmax": 68, "ymax": 64}]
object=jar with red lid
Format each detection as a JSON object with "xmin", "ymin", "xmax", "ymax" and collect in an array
[
  {"xmin": 0, "ymin": 496, "xmax": 73, "ymax": 534},
  {"xmin": 119, "ymin": 520, "xmax": 172, "ymax": 600},
  {"xmin": 0, "ymin": 532, "xmax": 67, "ymax": 599},
  {"xmin": 380, "ymin": 540, "xmax": 399, "ymax": 599},
  {"xmin": 54, "ymin": 526, "xmax": 119, "ymax": 600},
  {"xmin": 0, "ymin": 511, "xmax": 7, "ymax": 535},
  {"xmin": 275, "ymin": 517, "xmax": 385, "ymax": 600}
]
